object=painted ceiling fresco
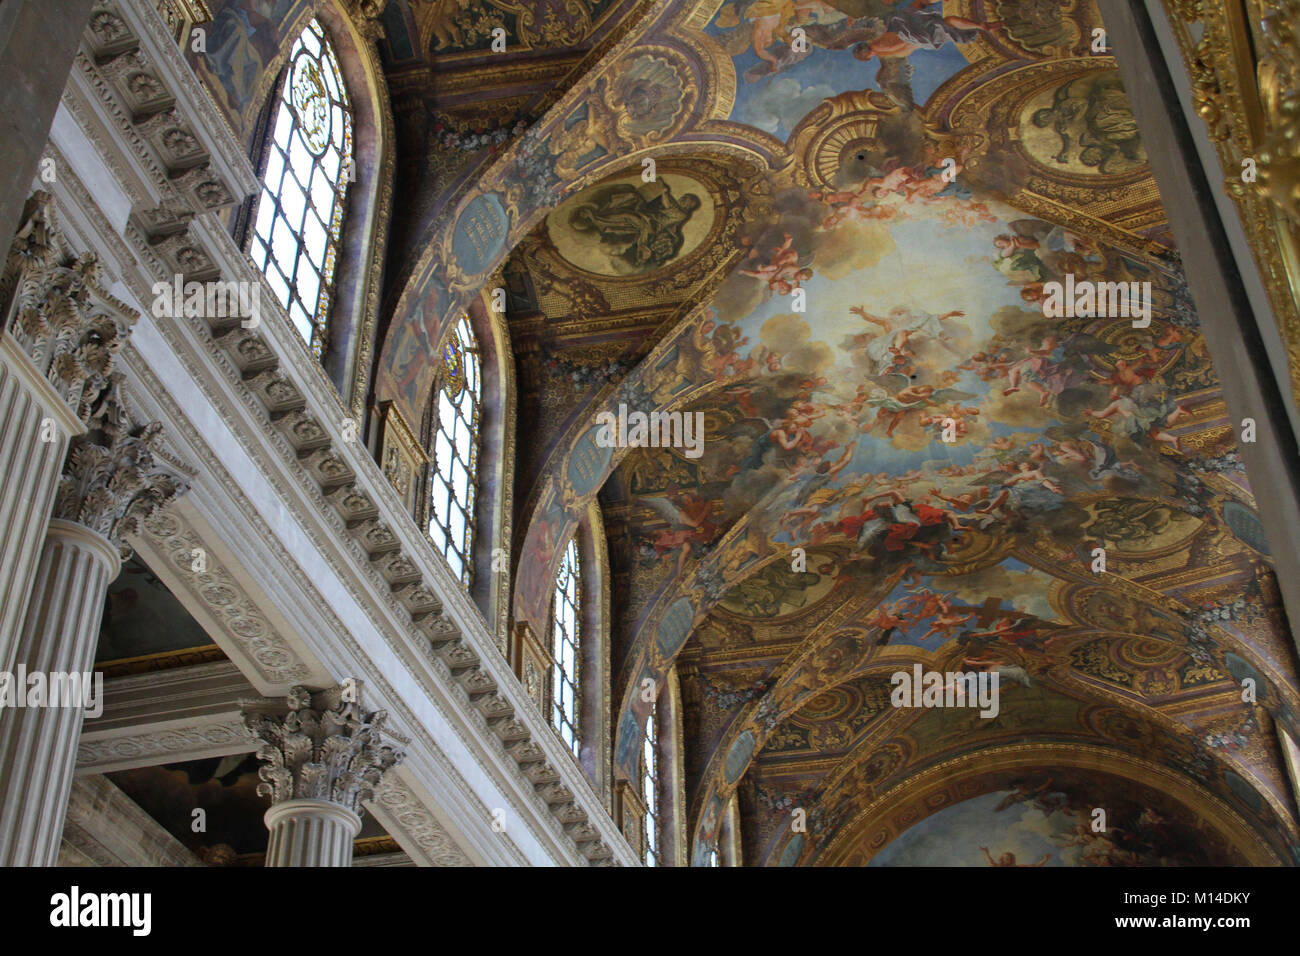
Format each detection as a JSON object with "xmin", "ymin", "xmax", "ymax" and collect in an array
[
  {"xmin": 370, "ymin": 0, "xmax": 1300, "ymax": 864},
  {"xmin": 108, "ymin": 754, "xmax": 391, "ymax": 865}
]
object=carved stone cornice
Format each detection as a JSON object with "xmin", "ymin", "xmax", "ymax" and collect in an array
[
  {"xmin": 81, "ymin": 0, "xmax": 255, "ymax": 211},
  {"xmin": 67, "ymin": 0, "xmax": 257, "ymax": 284},
  {"xmin": 242, "ymin": 684, "xmax": 406, "ymax": 818},
  {"xmin": 1, "ymin": 192, "xmax": 137, "ymax": 423},
  {"xmin": 47, "ymin": 13, "xmax": 635, "ymax": 860},
  {"xmin": 55, "ymin": 374, "xmax": 189, "ymax": 556}
]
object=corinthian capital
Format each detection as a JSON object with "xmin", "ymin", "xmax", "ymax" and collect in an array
[
  {"xmin": 242, "ymin": 684, "xmax": 406, "ymax": 817},
  {"xmin": 1, "ymin": 192, "xmax": 137, "ymax": 420},
  {"xmin": 53, "ymin": 375, "xmax": 189, "ymax": 555}
]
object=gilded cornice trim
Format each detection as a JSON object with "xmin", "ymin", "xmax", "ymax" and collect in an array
[{"xmin": 1161, "ymin": 0, "xmax": 1300, "ymax": 410}]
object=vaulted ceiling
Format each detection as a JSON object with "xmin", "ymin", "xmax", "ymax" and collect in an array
[
  {"xmin": 363, "ymin": 0, "xmax": 1300, "ymax": 865},
  {"xmin": 189, "ymin": 0, "xmax": 1300, "ymax": 865}
]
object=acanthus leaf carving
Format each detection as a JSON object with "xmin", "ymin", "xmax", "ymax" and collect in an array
[
  {"xmin": 242, "ymin": 684, "xmax": 405, "ymax": 818},
  {"xmin": 54, "ymin": 374, "xmax": 189, "ymax": 557},
  {"xmin": 2, "ymin": 192, "xmax": 138, "ymax": 421}
]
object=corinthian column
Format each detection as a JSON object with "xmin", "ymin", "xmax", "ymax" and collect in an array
[
  {"xmin": 243, "ymin": 685, "xmax": 405, "ymax": 867},
  {"xmin": 0, "ymin": 377, "xmax": 186, "ymax": 866},
  {"xmin": 0, "ymin": 192, "xmax": 136, "ymax": 674}
]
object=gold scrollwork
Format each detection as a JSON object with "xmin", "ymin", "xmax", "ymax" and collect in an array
[{"xmin": 1162, "ymin": 0, "xmax": 1300, "ymax": 412}]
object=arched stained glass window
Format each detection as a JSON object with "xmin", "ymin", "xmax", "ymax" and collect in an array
[
  {"xmin": 551, "ymin": 537, "xmax": 580, "ymax": 757},
  {"xmin": 249, "ymin": 18, "xmax": 353, "ymax": 355},
  {"xmin": 643, "ymin": 697, "xmax": 661, "ymax": 867},
  {"xmin": 427, "ymin": 314, "xmax": 481, "ymax": 584}
]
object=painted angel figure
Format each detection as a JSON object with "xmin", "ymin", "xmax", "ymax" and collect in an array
[
  {"xmin": 961, "ymin": 653, "xmax": 1033, "ymax": 688},
  {"xmin": 859, "ymin": 372, "xmax": 975, "ymax": 438},
  {"xmin": 637, "ymin": 488, "xmax": 721, "ymax": 571},
  {"xmin": 1087, "ymin": 391, "xmax": 1190, "ymax": 451},
  {"xmin": 918, "ymin": 608, "xmax": 974, "ymax": 641},
  {"xmin": 763, "ymin": 398, "xmax": 827, "ymax": 452},
  {"xmin": 866, "ymin": 597, "xmax": 910, "ymax": 644},
  {"xmin": 979, "ymin": 846, "xmax": 1052, "ymax": 867},
  {"xmin": 739, "ymin": 233, "xmax": 814, "ymax": 294},
  {"xmin": 850, "ymin": 304, "xmax": 963, "ymax": 374},
  {"xmin": 850, "ymin": 2, "xmax": 1004, "ymax": 61}
]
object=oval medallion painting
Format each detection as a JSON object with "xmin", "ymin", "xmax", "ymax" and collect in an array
[{"xmin": 546, "ymin": 172, "xmax": 713, "ymax": 278}]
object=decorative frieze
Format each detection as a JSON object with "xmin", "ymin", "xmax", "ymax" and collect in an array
[
  {"xmin": 369, "ymin": 776, "xmax": 475, "ymax": 867},
  {"xmin": 151, "ymin": 0, "xmax": 212, "ymax": 49}
]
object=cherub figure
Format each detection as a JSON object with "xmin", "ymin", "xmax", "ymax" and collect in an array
[
  {"xmin": 866, "ymin": 383, "xmax": 938, "ymax": 437},
  {"xmin": 739, "ymin": 233, "xmax": 813, "ymax": 294},
  {"xmin": 920, "ymin": 608, "xmax": 974, "ymax": 641},
  {"xmin": 764, "ymin": 399, "xmax": 826, "ymax": 452},
  {"xmin": 1087, "ymin": 394, "xmax": 1190, "ymax": 450},
  {"xmin": 980, "ymin": 846, "xmax": 1051, "ymax": 867},
  {"xmin": 919, "ymin": 403, "xmax": 979, "ymax": 439},
  {"xmin": 742, "ymin": 0, "xmax": 839, "ymax": 67},
  {"xmin": 638, "ymin": 488, "xmax": 722, "ymax": 572},
  {"xmin": 1102, "ymin": 357, "xmax": 1161, "ymax": 398}
]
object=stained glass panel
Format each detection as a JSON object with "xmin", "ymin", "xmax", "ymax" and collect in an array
[
  {"xmin": 427, "ymin": 314, "xmax": 481, "ymax": 586},
  {"xmin": 551, "ymin": 537, "xmax": 580, "ymax": 758},
  {"xmin": 249, "ymin": 18, "xmax": 352, "ymax": 357},
  {"xmin": 643, "ymin": 696, "xmax": 661, "ymax": 867}
]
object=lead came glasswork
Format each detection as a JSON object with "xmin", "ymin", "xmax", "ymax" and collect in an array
[
  {"xmin": 643, "ymin": 695, "xmax": 660, "ymax": 867},
  {"xmin": 249, "ymin": 18, "xmax": 353, "ymax": 356},
  {"xmin": 427, "ymin": 315, "xmax": 481, "ymax": 585},
  {"xmin": 551, "ymin": 537, "xmax": 580, "ymax": 757}
]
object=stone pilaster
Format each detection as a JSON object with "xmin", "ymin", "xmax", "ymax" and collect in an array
[
  {"xmin": 243, "ymin": 685, "xmax": 405, "ymax": 867},
  {"xmin": 0, "ymin": 378, "xmax": 186, "ymax": 866},
  {"xmin": 0, "ymin": 192, "xmax": 136, "ymax": 674}
]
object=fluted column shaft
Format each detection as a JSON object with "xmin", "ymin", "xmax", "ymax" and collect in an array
[
  {"xmin": 244, "ymin": 684, "xmax": 405, "ymax": 868},
  {"xmin": 264, "ymin": 799, "xmax": 363, "ymax": 867},
  {"xmin": 0, "ymin": 335, "xmax": 82, "ymax": 674},
  {"xmin": 0, "ymin": 520, "xmax": 119, "ymax": 865}
]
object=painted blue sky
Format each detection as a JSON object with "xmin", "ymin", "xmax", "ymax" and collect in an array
[
  {"xmin": 707, "ymin": 4, "xmax": 973, "ymax": 141},
  {"xmin": 869, "ymin": 790, "xmax": 1078, "ymax": 866}
]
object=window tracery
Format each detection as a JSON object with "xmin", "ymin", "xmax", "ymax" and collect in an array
[
  {"xmin": 426, "ymin": 314, "xmax": 482, "ymax": 585},
  {"xmin": 550, "ymin": 536, "xmax": 581, "ymax": 757},
  {"xmin": 249, "ymin": 18, "xmax": 353, "ymax": 356}
]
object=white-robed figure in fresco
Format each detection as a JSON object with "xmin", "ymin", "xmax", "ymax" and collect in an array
[
  {"xmin": 849, "ymin": 304, "xmax": 963, "ymax": 375},
  {"xmin": 849, "ymin": 1, "xmax": 1004, "ymax": 62}
]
